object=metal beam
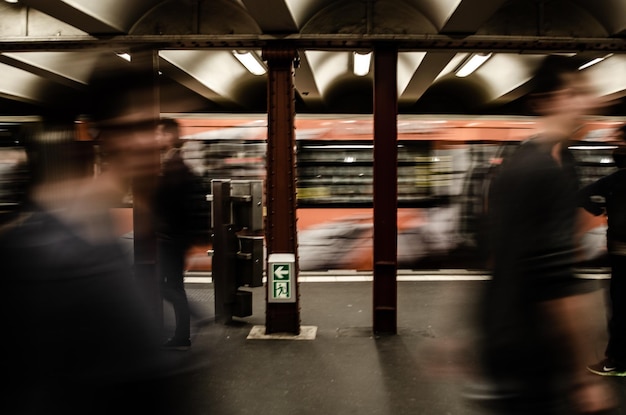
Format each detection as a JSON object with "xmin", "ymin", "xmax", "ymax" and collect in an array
[{"xmin": 1, "ymin": 34, "xmax": 626, "ymax": 53}]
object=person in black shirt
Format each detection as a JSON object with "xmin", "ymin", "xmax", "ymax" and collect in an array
[
  {"xmin": 154, "ymin": 118, "xmax": 195, "ymax": 350},
  {"xmin": 0, "ymin": 115, "xmax": 180, "ymax": 414},
  {"xmin": 578, "ymin": 124, "xmax": 626, "ymax": 376},
  {"xmin": 471, "ymin": 55, "xmax": 616, "ymax": 414}
]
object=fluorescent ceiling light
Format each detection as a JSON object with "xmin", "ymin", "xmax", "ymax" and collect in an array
[
  {"xmin": 455, "ymin": 53, "xmax": 492, "ymax": 77},
  {"xmin": 568, "ymin": 145, "xmax": 618, "ymax": 150},
  {"xmin": 578, "ymin": 54, "xmax": 613, "ymax": 70},
  {"xmin": 353, "ymin": 52, "xmax": 372, "ymax": 76},
  {"xmin": 233, "ymin": 51, "xmax": 266, "ymax": 75},
  {"xmin": 116, "ymin": 52, "xmax": 131, "ymax": 62},
  {"xmin": 302, "ymin": 145, "xmax": 373, "ymax": 149}
]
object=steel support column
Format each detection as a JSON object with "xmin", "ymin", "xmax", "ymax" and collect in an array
[
  {"xmin": 262, "ymin": 46, "xmax": 300, "ymax": 335},
  {"xmin": 372, "ymin": 46, "xmax": 398, "ymax": 334}
]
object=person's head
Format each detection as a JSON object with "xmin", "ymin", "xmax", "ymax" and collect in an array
[
  {"xmin": 528, "ymin": 55, "xmax": 600, "ymax": 134},
  {"xmin": 156, "ymin": 118, "xmax": 182, "ymax": 151},
  {"xmin": 88, "ymin": 69, "xmax": 161, "ymax": 182}
]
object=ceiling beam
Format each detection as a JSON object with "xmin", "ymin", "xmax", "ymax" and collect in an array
[
  {"xmin": 1, "ymin": 34, "xmax": 626, "ymax": 53},
  {"xmin": 0, "ymin": 52, "xmax": 91, "ymax": 90},
  {"xmin": 159, "ymin": 50, "xmax": 249, "ymax": 110},
  {"xmin": 159, "ymin": 57, "xmax": 231, "ymax": 108},
  {"xmin": 399, "ymin": 52, "xmax": 455, "ymax": 104},
  {"xmin": 293, "ymin": 52, "xmax": 325, "ymax": 112},
  {"xmin": 0, "ymin": 62, "xmax": 77, "ymax": 105}
]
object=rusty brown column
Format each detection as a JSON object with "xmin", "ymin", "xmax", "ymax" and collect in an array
[
  {"xmin": 373, "ymin": 46, "xmax": 398, "ymax": 334},
  {"xmin": 262, "ymin": 46, "xmax": 300, "ymax": 334}
]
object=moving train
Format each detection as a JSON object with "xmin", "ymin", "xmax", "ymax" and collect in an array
[{"xmin": 0, "ymin": 114, "xmax": 622, "ymax": 272}]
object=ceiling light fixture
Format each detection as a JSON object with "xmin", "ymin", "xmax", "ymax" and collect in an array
[
  {"xmin": 233, "ymin": 51, "xmax": 266, "ymax": 75},
  {"xmin": 353, "ymin": 52, "xmax": 372, "ymax": 76},
  {"xmin": 578, "ymin": 54, "xmax": 613, "ymax": 70},
  {"xmin": 4, "ymin": 0, "xmax": 19, "ymax": 3},
  {"xmin": 115, "ymin": 52, "xmax": 131, "ymax": 62},
  {"xmin": 455, "ymin": 53, "xmax": 492, "ymax": 77}
]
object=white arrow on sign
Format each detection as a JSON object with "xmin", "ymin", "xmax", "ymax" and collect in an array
[{"xmin": 274, "ymin": 265, "xmax": 289, "ymax": 280}]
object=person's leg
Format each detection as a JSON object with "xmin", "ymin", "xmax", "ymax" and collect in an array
[
  {"xmin": 159, "ymin": 240, "xmax": 191, "ymax": 344},
  {"xmin": 605, "ymin": 253, "xmax": 626, "ymax": 366}
]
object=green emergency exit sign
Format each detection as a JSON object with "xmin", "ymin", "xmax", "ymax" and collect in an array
[{"xmin": 268, "ymin": 253, "xmax": 295, "ymax": 303}]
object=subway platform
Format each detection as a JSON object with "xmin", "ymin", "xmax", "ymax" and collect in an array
[{"xmin": 155, "ymin": 270, "xmax": 626, "ymax": 415}]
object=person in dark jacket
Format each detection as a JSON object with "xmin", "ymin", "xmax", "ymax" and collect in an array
[
  {"xmin": 154, "ymin": 118, "xmax": 195, "ymax": 350},
  {"xmin": 0, "ymin": 115, "xmax": 182, "ymax": 415},
  {"xmin": 471, "ymin": 55, "xmax": 616, "ymax": 414},
  {"xmin": 578, "ymin": 124, "xmax": 626, "ymax": 376}
]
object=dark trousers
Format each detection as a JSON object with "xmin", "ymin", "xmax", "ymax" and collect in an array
[
  {"xmin": 158, "ymin": 238, "xmax": 190, "ymax": 341},
  {"xmin": 606, "ymin": 253, "xmax": 626, "ymax": 364}
]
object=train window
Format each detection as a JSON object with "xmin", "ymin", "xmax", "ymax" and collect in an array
[
  {"xmin": 296, "ymin": 139, "xmax": 447, "ymax": 207},
  {"xmin": 569, "ymin": 142, "xmax": 619, "ymax": 187},
  {"xmin": 0, "ymin": 122, "xmax": 30, "ymax": 224}
]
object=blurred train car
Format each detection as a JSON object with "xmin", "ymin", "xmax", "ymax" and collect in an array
[
  {"xmin": 171, "ymin": 114, "xmax": 621, "ymax": 272},
  {"xmin": 0, "ymin": 115, "xmax": 621, "ymax": 272},
  {"xmin": 0, "ymin": 118, "xmax": 37, "ymax": 225}
]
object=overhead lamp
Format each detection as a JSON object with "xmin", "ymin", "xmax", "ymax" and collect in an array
[
  {"xmin": 115, "ymin": 52, "xmax": 131, "ymax": 62},
  {"xmin": 455, "ymin": 53, "xmax": 492, "ymax": 77},
  {"xmin": 233, "ymin": 51, "xmax": 266, "ymax": 75},
  {"xmin": 578, "ymin": 54, "xmax": 613, "ymax": 70},
  {"xmin": 4, "ymin": 0, "xmax": 19, "ymax": 3},
  {"xmin": 569, "ymin": 145, "xmax": 618, "ymax": 150},
  {"xmin": 353, "ymin": 52, "xmax": 372, "ymax": 76}
]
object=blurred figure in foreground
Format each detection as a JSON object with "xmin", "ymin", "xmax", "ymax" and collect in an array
[
  {"xmin": 0, "ymin": 116, "xmax": 178, "ymax": 415},
  {"xmin": 470, "ymin": 55, "xmax": 617, "ymax": 414},
  {"xmin": 577, "ymin": 124, "xmax": 626, "ymax": 376},
  {"xmin": 154, "ymin": 118, "xmax": 195, "ymax": 350}
]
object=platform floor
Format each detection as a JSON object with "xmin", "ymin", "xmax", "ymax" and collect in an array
[{"xmin": 160, "ymin": 278, "xmax": 626, "ymax": 415}]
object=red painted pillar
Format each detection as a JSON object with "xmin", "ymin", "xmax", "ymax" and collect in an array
[
  {"xmin": 372, "ymin": 46, "xmax": 398, "ymax": 334},
  {"xmin": 262, "ymin": 46, "xmax": 300, "ymax": 334}
]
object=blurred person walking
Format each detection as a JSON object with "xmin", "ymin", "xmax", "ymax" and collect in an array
[
  {"xmin": 0, "ymin": 115, "xmax": 177, "ymax": 415},
  {"xmin": 578, "ymin": 124, "xmax": 626, "ymax": 376},
  {"xmin": 470, "ymin": 55, "xmax": 617, "ymax": 414},
  {"xmin": 154, "ymin": 118, "xmax": 196, "ymax": 350}
]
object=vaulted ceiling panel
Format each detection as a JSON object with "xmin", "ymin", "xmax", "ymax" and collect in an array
[
  {"xmin": 585, "ymin": 55, "xmax": 626, "ymax": 100},
  {"xmin": 241, "ymin": 0, "xmax": 298, "ymax": 32},
  {"xmin": 132, "ymin": 0, "xmax": 262, "ymax": 35},
  {"xmin": 0, "ymin": 62, "xmax": 75, "ymax": 105},
  {"xmin": 20, "ymin": 0, "xmax": 160, "ymax": 34},
  {"xmin": 0, "ymin": 51, "xmax": 98, "ymax": 88},
  {"xmin": 573, "ymin": 0, "xmax": 626, "ymax": 36}
]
